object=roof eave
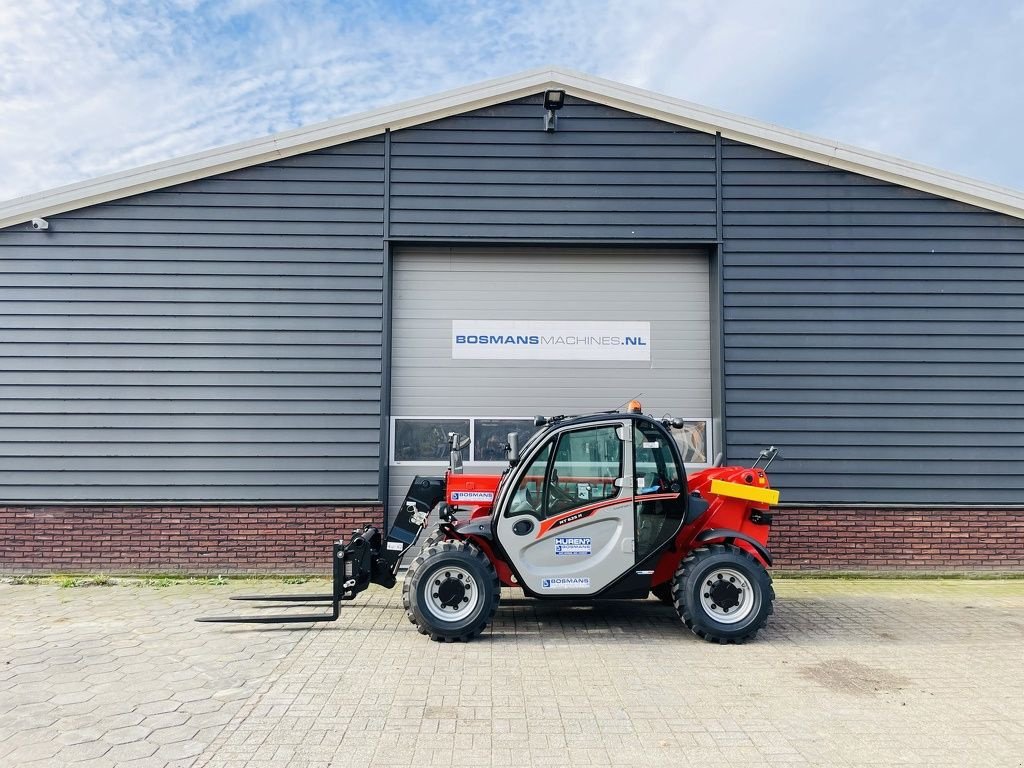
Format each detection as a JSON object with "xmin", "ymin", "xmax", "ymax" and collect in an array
[
  {"xmin": 555, "ymin": 68, "xmax": 1024, "ymax": 220},
  {"xmin": 3, "ymin": 65, "xmax": 1024, "ymax": 229},
  {"xmin": 0, "ymin": 67, "xmax": 564, "ymax": 229}
]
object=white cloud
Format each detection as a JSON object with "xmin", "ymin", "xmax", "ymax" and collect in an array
[{"xmin": 2, "ymin": 0, "xmax": 1023, "ymax": 202}]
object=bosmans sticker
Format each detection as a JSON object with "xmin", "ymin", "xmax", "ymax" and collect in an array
[
  {"xmin": 554, "ymin": 537, "xmax": 591, "ymax": 556},
  {"xmin": 541, "ymin": 577, "xmax": 591, "ymax": 590},
  {"xmin": 450, "ymin": 491, "xmax": 494, "ymax": 502}
]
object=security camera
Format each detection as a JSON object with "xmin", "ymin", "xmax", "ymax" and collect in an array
[{"xmin": 31, "ymin": 218, "xmax": 49, "ymax": 231}]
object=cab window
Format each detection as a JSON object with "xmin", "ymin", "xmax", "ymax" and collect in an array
[
  {"xmin": 634, "ymin": 423, "xmax": 681, "ymax": 496},
  {"xmin": 634, "ymin": 422, "xmax": 684, "ymax": 560},
  {"xmin": 544, "ymin": 425, "xmax": 622, "ymax": 517},
  {"xmin": 508, "ymin": 443, "xmax": 551, "ymax": 517}
]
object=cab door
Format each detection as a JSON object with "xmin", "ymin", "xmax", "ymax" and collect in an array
[{"xmin": 495, "ymin": 420, "xmax": 636, "ymax": 596}]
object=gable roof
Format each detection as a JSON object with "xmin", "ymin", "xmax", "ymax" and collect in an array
[{"xmin": 3, "ymin": 65, "xmax": 1024, "ymax": 229}]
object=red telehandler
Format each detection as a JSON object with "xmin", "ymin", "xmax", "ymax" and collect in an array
[{"xmin": 199, "ymin": 403, "xmax": 780, "ymax": 644}]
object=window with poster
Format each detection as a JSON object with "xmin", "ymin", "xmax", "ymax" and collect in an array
[
  {"xmin": 389, "ymin": 416, "xmax": 710, "ymax": 468},
  {"xmin": 668, "ymin": 418, "xmax": 712, "ymax": 466}
]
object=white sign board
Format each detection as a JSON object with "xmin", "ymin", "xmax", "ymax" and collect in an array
[{"xmin": 452, "ymin": 321, "xmax": 651, "ymax": 361}]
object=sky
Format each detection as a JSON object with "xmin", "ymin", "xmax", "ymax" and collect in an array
[{"xmin": 2, "ymin": 0, "xmax": 1024, "ymax": 203}]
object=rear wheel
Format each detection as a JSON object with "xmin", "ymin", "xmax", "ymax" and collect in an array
[
  {"xmin": 672, "ymin": 543, "xmax": 774, "ymax": 644},
  {"xmin": 402, "ymin": 541, "xmax": 500, "ymax": 642}
]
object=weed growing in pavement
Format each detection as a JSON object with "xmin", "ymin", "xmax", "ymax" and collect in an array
[
  {"xmin": 1, "ymin": 573, "xmax": 322, "ymax": 588},
  {"xmin": 6, "ymin": 575, "xmax": 43, "ymax": 585},
  {"xmin": 56, "ymin": 574, "xmax": 114, "ymax": 588}
]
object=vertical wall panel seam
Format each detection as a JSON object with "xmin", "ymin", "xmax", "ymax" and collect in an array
[
  {"xmin": 715, "ymin": 132, "xmax": 724, "ymax": 242},
  {"xmin": 378, "ymin": 131, "xmax": 393, "ymax": 510},
  {"xmin": 383, "ymin": 129, "xmax": 391, "ymax": 240},
  {"xmin": 710, "ymin": 243, "xmax": 726, "ymax": 465},
  {"xmin": 714, "ymin": 132, "xmax": 727, "ymax": 464}
]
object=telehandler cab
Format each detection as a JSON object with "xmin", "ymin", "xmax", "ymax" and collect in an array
[{"xmin": 199, "ymin": 403, "xmax": 781, "ymax": 644}]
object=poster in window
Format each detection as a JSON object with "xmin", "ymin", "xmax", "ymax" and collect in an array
[{"xmin": 669, "ymin": 420, "xmax": 709, "ymax": 464}]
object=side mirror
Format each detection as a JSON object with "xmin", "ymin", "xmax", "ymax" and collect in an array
[
  {"xmin": 449, "ymin": 449, "xmax": 463, "ymax": 474},
  {"xmin": 446, "ymin": 432, "xmax": 471, "ymax": 474},
  {"xmin": 447, "ymin": 432, "xmax": 471, "ymax": 452},
  {"xmin": 506, "ymin": 432, "xmax": 520, "ymax": 467}
]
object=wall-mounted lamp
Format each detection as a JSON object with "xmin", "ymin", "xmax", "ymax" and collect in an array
[{"xmin": 543, "ymin": 89, "xmax": 566, "ymax": 132}]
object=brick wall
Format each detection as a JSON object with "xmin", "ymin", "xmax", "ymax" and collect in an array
[
  {"xmin": 0, "ymin": 505, "xmax": 382, "ymax": 574},
  {"xmin": 771, "ymin": 507, "xmax": 1024, "ymax": 571},
  {"xmin": 1, "ymin": 504, "xmax": 1022, "ymax": 574}
]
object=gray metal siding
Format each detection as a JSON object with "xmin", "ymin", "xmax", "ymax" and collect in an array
[
  {"xmin": 0, "ymin": 139, "xmax": 385, "ymax": 501},
  {"xmin": 389, "ymin": 95, "xmax": 717, "ymax": 241},
  {"xmin": 5, "ymin": 90, "xmax": 1024, "ymax": 508},
  {"xmin": 721, "ymin": 140, "xmax": 1024, "ymax": 504}
]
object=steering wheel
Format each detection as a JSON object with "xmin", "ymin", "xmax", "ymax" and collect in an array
[
  {"xmin": 548, "ymin": 482, "xmax": 575, "ymax": 504},
  {"xmin": 546, "ymin": 476, "xmax": 578, "ymax": 515}
]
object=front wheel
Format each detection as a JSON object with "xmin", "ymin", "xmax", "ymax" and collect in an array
[
  {"xmin": 421, "ymin": 525, "xmax": 446, "ymax": 549},
  {"xmin": 402, "ymin": 541, "xmax": 500, "ymax": 642},
  {"xmin": 672, "ymin": 543, "xmax": 774, "ymax": 644}
]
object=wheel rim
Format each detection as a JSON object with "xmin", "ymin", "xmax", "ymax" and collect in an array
[
  {"xmin": 423, "ymin": 565, "xmax": 480, "ymax": 623},
  {"xmin": 698, "ymin": 567, "xmax": 756, "ymax": 624}
]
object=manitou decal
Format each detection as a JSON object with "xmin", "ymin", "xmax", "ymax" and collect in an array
[{"xmin": 451, "ymin": 321, "xmax": 651, "ymax": 361}]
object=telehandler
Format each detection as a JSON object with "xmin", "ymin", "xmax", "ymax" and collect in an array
[{"xmin": 199, "ymin": 403, "xmax": 780, "ymax": 644}]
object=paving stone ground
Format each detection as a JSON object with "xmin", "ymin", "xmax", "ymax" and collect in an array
[{"xmin": 1, "ymin": 578, "xmax": 1022, "ymax": 768}]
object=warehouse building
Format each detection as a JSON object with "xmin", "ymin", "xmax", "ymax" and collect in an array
[{"xmin": 1, "ymin": 67, "xmax": 1022, "ymax": 573}]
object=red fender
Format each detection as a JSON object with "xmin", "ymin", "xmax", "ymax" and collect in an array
[{"xmin": 650, "ymin": 465, "xmax": 776, "ymax": 588}]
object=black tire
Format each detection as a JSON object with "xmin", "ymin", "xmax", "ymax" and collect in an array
[
  {"xmin": 401, "ymin": 527, "xmax": 448, "ymax": 626},
  {"xmin": 651, "ymin": 582, "xmax": 674, "ymax": 604},
  {"xmin": 402, "ymin": 541, "xmax": 500, "ymax": 643},
  {"xmin": 422, "ymin": 526, "xmax": 446, "ymax": 549},
  {"xmin": 671, "ymin": 543, "xmax": 774, "ymax": 644}
]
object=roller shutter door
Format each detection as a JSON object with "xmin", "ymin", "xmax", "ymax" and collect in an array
[{"xmin": 389, "ymin": 246, "xmax": 712, "ymax": 528}]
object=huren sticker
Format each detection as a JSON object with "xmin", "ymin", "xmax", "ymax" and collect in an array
[{"xmin": 554, "ymin": 537, "xmax": 592, "ymax": 556}]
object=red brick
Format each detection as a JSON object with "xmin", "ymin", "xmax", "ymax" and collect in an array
[
  {"xmin": 0, "ymin": 504, "xmax": 383, "ymax": 575},
  {"xmin": 2, "ymin": 503, "xmax": 1022, "ymax": 574},
  {"xmin": 770, "ymin": 507, "xmax": 1024, "ymax": 570}
]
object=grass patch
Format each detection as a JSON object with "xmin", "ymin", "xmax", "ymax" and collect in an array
[
  {"xmin": 1, "ymin": 573, "xmax": 327, "ymax": 588},
  {"xmin": 56, "ymin": 574, "xmax": 114, "ymax": 588},
  {"xmin": 6, "ymin": 575, "xmax": 43, "ymax": 586},
  {"xmin": 131, "ymin": 575, "xmax": 230, "ymax": 588}
]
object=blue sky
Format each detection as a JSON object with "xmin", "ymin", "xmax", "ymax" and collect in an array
[{"xmin": 2, "ymin": 0, "xmax": 1024, "ymax": 202}]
